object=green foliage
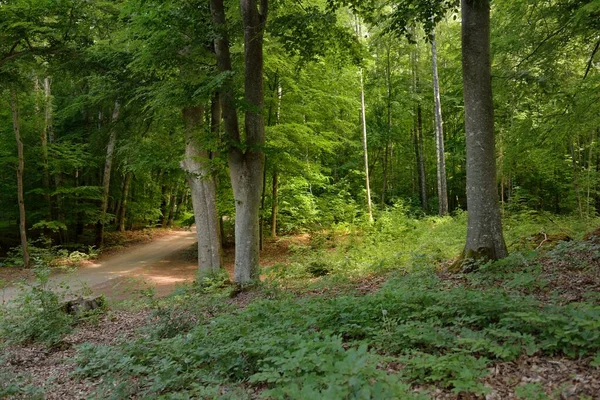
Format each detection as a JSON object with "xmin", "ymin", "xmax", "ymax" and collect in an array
[
  {"xmin": 0, "ymin": 266, "xmax": 73, "ymax": 346},
  {"xmin": 399, "ymin": 351, "xmax": 489, "ymax": 394},
  {"xmin": 253, "ymin": 340, "xmax": 423, "ymax": 399},
  {"xmin": 73, "ymin": 255, "xmax": 600, "ymax": 398},
  {"xmin": 0, "ymin": 370, "xmax": 44, "ymax": 400}
]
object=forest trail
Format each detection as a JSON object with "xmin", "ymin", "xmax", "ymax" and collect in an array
[{"xmin": 1, "ymin": 229, "xmax": 200, "ymax": 304}]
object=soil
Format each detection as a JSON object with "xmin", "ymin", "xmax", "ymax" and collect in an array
[{"xmin": 1, "ymin": 228, "xmax": 300, "ymax": 304}]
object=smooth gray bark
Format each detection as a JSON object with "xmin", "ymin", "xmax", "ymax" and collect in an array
[
  {"xmin": 431, "ymin": 28, "xmax": 449, "ymax": 216},
  {"xmin": 181, "ymin": 106, "xmax": 222, "ymax": 275},
  {"xmin": 461, "ymin": 0, "xmax": 508, "ymax": 261},
  {"xmin": 211, "ymin": 0, "xmax": 267, "ymax": 283},
  {"xmin": 10, "ymin": 87, "xmax": 30, "ymax": 268}
]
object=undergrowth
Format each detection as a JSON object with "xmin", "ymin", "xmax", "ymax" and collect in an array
[
  {"xmin": 73, "ymin": 265, "xmax": 600, "ymax": 398},
  {"xmin": 4, "ymin": 208, "xmax": 600, "ymax": 398}
]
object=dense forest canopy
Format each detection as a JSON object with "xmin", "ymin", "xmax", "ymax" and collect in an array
[{"xmin": 0, "ymin": 0, "xmax": 599, "ymax": 270}]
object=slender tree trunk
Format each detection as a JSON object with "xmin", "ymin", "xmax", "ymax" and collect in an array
[
  {"xmin": 45, "ymin": 77, "xmax": 63, "ymax": 230},
  {"xmin": 260, "ymin": 158, "xmax": 267, "ymax": 250},
  {"xmin": 360, "ymin": 69, "xmax": 374, "ymax": 222},
  {"xmin": 412, "ymin": 46, "xmax": 428, "ymax": 211},
  {"xmin": 458, "ymin": 0, "xmax": 507, "ymax": 264},
  {"xmin": 571, "ymin": 139, "xmax": 583, "ymax": 218},
  {"xmin": 355, "ymin": 17, "xmax": 374, "ymax": 221},
  {"xmin": 382, "ymin": 46, "xmax": 392, "ymax": 206},
  {"xmin": 10, "ymin": 87, "xmax": 30, "ymax": 267},
  {"xmin": 431, "ymin": 26, "xmax": 449, "ymax": 216},
  {"xmin": 270, "ymin": 84, "xmax": 283, "ymax": 237},
  {"xmin": 160, "ymin": 181, "xmax": 170, "ymax": 227},
  {"xmin": 416, "ymin": 105, "xmax": 427, "ymax": 210},
  {"xmin": 35, "ymin": 77, "xmax": 52, "ymax": 219},
  {"xmin": 96, "ymin": 101, "xmax": 120, "ymax": 248},
  {"xmin": 167, "ymin": 182, "xmax": 179, "ymax": 228},
  {"xmin": 271, "ymin": 171, "xmax": 278, "ymax": 237},
  {"xmin": 211, "ymin": 0, "xmax": 267, "ymax": 283},
  {"xmin": 117, "ymin": 172, "xmax": 132, "ymax": 232},
  {"xmin": 181, "ymin": 106, "xmax": 222, "ymax": 275}
]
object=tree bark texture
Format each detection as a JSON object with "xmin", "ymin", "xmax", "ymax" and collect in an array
[
  {"xmin": 461, "ymin": 0, "xmax": 508, "ymax": 261},
  {"xmin": 10, "ymin": 87, "xmax": 30, "ymax": 268},
  {"xmin": 181, "ymin": 106, "xmax": 222, "ymax": 275},
  {"xmin": 96, "ymin": 101, "xmax": 120, "ymax": 248},
  {"xmin": 211, "ymin": 0, "xmax": 267, "ymax": 283},
  {"xmin": 431, "ymin": 28, "xmax": 449, "ymax": 216}
]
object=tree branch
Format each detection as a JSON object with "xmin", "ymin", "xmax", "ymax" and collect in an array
[
  {"xmin": 583, "ymin": 38, "xmax": 600, "ymax": 79},
  {"xmin": 514, "ymin": 25, "xmax": 566, "ymax": 70}
]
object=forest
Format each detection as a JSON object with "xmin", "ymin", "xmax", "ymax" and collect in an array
[{"xmin": 1, "ymin": 0, "xmax": 600, "ymax": 398}]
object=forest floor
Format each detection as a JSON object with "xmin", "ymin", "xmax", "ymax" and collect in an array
[{"xmin": 2, "ymin": 217, "xmax": 600, "ymax": 399}]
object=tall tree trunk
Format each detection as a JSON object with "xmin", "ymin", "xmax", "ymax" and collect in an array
[
  {"xmin": 96, "ymin": 101, "xmax": 120, "ymax": 248},
  {"xmin": 160, "ymin": 181, "xmax": 170, "ymax": 227},
  {"xmin": 458, "ymin": 0, "xmax": 507, "ymax": 264},
  {"xmin": 181, "ymin": 106, "xmax": 222, "ymax": 275},
  {"xmin": 431, "ymin": 26, "xmax": 449, "ymax": 216},
  {"xmin": 117, "ymin": 172, "xmax": 132, "ymax": 232},
  {"xmin": 416, "ymin": 105, "xmax": 427, "ymax": 210},
  {"xmin": 167, "ymin": 182, "xmax": 179, "ymax": 228},
  {"xmin": 271, "ymin": 171, "xmax": 278, "ymax": 237},
  {"xmin": 412, "ymin": 46, "xmax": 428, "ymax": 211},
  {"xmin": 35, "ymin": 77, "xmax": 52, "ymax": 219},
  {"xmin": 10, "ymin": 87, "xmax": 30, "ymax": 268},
  {"xmin": 360, "ymin": 69, "xmax": 374, "ymax": 222},
  {"xmin": 46, "ymin": 77, "xmax": 63, "ymax": 231},
  {"xmin": 211, "ymin": 0, "xmax": 267, "ymax": 283},
  {"xmin": 382, "ymin": 45, "xmax": 392, "ymax": 206},
  {"xmin": 270, "ymin": 84, "xmax": 283, "ymax": 237}
]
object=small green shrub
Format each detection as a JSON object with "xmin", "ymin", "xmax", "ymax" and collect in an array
[
  {"xmin": 399, "ymin": 351, "xmax": 490, "ymax": 395},
  {"xmin": 0, "ymin": 266, "xmax": 74, "ymax": 346},
  {"xmin": 0, "ymin": 370, "xmax": 44, "ymax": 400}
]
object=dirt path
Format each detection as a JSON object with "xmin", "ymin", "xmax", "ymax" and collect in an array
[{"xmin": 1, "ymin": 229, "xmax": 199, "ymax": 304}]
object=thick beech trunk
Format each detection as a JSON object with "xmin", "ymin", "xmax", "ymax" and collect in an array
[
  {"xmin": 96, "ymin": 101, "xmax": 120, "ymax": 248},
  {"xmin": 431, "ymin": 28, "xmax": 449, "ymax": 216},
  {"xmin": 10, "ymin": 87, "xmax": 30, "ymax": 268},
  {"xmin": 181, "ymin": 106, "xmax": 222, "ymax": 275},
  {"xmin": 459, "ymin": 0, "xmax": 507, "ymax": 263},
  {"xmin": 211, "ymin": 0, "xmax": 267, "ymax": 283}
]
